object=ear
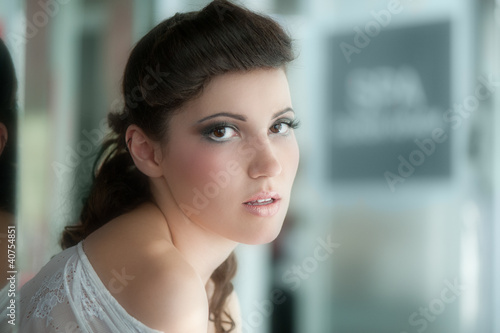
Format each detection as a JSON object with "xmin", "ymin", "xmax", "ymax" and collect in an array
[
  {"xmin": 125, "ymin": 124, "xmax": 163, "ymax": 178},
  {"xmin": 0, "ymin": 123, "xmax": 8, "ymax": 156}
]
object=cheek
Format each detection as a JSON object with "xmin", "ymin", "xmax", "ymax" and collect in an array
[
  {"xmin": 292, "ymin": 141, "xmax": 300, "ymax": 174},
  {"xmin": 166, "ymin": 143, "xmax": 235, "ymax": 197},
  {"xmin": 282, "ymin": 138, "xmax": 300, "ymax": 180}
]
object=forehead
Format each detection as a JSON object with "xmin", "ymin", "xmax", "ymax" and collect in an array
[{"xmin": 177, "ymin": 68, "xmax": 292, "ymax": 120}]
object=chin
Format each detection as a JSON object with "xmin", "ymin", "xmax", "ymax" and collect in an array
[{"xmin": 238, "ymin": 218, "xmax": 285, "ymax": 245}]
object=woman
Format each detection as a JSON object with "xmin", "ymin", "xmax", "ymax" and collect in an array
[{"xmin": 18, "ymin": 0, "xmax": 300, "ymax": 332}]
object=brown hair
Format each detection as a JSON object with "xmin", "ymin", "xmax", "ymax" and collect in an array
[{"xmin": 60, "ymin": 0, "xmax": 294, "ymax": 331}]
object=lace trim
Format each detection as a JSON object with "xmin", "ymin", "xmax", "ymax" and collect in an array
[
  {"xmin": 23, "ymin": 245, "xmax": 106, "ymax": 329},
  {"xmin": 26, "ymin": 267, "xmax": 67, "ymax": 324},
  {"xmin": 21, "ymin": 242, "xmax": 164, "ymax": 333}
]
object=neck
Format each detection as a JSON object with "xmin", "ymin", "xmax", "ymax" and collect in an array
[{"xmin": 151, "ymin": 179, "xmax": 238, "ymax": 286}]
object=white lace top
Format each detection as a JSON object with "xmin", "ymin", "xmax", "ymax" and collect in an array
[{"xmin": 5, "ymin": 241, "xmax": 164, "ymax": 333}]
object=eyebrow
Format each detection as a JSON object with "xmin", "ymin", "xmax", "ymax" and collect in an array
[{"xmin": 195, "ymin": 107, "xmax": 295, "ymax": 124}]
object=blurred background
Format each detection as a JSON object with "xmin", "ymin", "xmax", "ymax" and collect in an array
[{"xmin": 1, "ymin": 0, "xmax": 499, "ymax": 332}]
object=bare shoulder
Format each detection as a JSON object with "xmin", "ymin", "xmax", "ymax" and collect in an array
[
  {"xmin": 120, "ymin": 245, "xmax": 209, "ymax": 332},
  {"xmin": 83, "ymin": 203, "xmax": 209, "ymax": 332}
]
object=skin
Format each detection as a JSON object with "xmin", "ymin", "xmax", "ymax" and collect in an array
[
  {"xmin": 0, "ymin": 123, "xmax": 7, "ymax": 156},
  {"xmin": 83, "ymin": 67, "xmax": 300, "ymax": 332}
]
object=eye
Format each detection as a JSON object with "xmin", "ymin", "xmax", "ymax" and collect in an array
[
  {"xmin": 202, "ymin": 122, "xmax": 239, "ymax": 142},
  {"xmin": 270, "ymin": 118, "xmax": 301, "ymax": 135}
]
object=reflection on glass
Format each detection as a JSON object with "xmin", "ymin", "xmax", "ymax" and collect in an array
[{"xmin": 0, "ymin": 38, "xmax": 17, "ymax": 290}]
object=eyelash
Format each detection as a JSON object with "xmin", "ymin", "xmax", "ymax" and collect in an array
[{"xmin": 201, "ymin": 118, "xmax": 301, "ymax": 143}]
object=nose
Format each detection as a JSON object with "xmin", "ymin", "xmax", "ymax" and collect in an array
[{"xmin": 247, "ymin": 137, "xmax": 282, "ymax": 179}]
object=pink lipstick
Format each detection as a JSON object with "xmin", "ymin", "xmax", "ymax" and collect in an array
[{"xmin": 243, "ymin": 191, "xmax": 281, "ymax": 217}]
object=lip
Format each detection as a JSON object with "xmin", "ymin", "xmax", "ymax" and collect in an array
[
  {"xmin": 243, "ymin": 191, "xmax": 281, "ymax": 204},
  {"xmin": 242, "ymin": 191, "xmax": 281, "ymax": 217}
]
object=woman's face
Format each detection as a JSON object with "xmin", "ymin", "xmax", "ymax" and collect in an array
[{"xmin": 159, "ymin": 68, "xmax": 299, "ymax": 245}]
